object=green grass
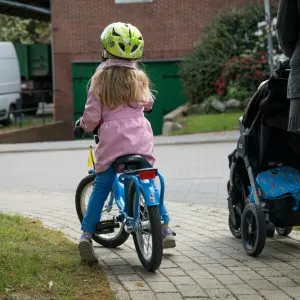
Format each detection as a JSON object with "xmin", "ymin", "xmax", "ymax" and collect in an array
[
  {"xmin": 172, "ymin": 112, "xmax": 242, "ymax": 135},
  {"xmin": 0, "ymin": 214, "xmax": 115, "ymax": 300}
]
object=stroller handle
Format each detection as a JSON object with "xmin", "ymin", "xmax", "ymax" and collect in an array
[
  {"xmin": 275, "ymin": 58, "xmax": 290, "ymax": 79},
  {"xmin": 275, "ymin": 58, "xmax": 290, "ymax": 73}
]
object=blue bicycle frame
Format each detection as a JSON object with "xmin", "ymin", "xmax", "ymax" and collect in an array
[{"xmin": 88, "ymin": 168, "xmax": 165, "ymax": 231}]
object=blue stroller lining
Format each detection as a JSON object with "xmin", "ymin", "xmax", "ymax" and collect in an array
[{"xmin": 249, "ymin": 166, "xmax": 300, "ymax": 210}]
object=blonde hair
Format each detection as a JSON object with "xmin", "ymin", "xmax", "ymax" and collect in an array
[{"xmin": 90, "ymin": 65, "xmax": 154, "ymax": 109}]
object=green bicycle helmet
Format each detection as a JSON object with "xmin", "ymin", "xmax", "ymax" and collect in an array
[{"xmin": 101, "ymin": 22, "xmax": 144, "ymax": 60}]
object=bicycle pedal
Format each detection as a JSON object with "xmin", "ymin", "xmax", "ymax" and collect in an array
[{"xmin": 95, "ymin": 219, "xmax": 120, "ymax": 234}]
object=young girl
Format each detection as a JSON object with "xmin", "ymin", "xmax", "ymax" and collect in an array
[{"xmin": 74, "ymin": 22, "xmax": 176, "ymax": 264}]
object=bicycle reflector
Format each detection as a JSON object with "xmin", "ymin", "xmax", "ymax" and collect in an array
[{"xmin": 139, "ymin": 169, "xmax": 157, "ymax": 180}]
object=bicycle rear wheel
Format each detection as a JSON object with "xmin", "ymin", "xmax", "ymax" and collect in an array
[
  {"xmin": 128, "ymin": 181, "xmax": 163, "ymax": 271},
  {"xmin": 75, "ymin": 174, "xmax": 129, "ymax": 248}
]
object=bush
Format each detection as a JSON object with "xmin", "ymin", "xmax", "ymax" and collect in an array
[
  {"xmin": 214, "ymin": 52, "xmax": 269, "ymax": 99},
  {"xmin": 180, "ymin": 4, "xmax": 278, "ymax": 104}
]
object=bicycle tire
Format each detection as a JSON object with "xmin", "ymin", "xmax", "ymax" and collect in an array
[
  {"xmin": 75, "ymin": 174, "xmax": 129, "ymax": 248},
  {"xmin": 128, "ymin": 180, "xmax": 163, "ymax": 271}
]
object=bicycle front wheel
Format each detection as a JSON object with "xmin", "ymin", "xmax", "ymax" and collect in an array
[{"xmin": 128, "ymin": 181, "xmax": 163, "ymax": 271}]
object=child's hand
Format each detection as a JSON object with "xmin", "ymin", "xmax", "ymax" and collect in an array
[{"xmin": 73, "ymin": 125, "xmax": 85, "ymax": 138}]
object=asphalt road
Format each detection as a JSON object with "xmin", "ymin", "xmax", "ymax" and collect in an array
[{"xmin": 0, "ymin": 143, "xmax": 234, "ymax": 208}]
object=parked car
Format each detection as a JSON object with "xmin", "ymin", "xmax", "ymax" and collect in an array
[{"xmin": 0, "ymin": 42, "xmax": 21, "ymax": 125}]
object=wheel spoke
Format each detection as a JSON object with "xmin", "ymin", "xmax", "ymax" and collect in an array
[
  {"xmin": 250, "ymin": 214, "xmax": 254, "ymax": 225},
  {"xmin": 246, "ymin": 217, "xmax": 251, "ymax": 226}
]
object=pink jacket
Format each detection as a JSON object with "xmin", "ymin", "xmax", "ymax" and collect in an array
[{"xmin": 80, "ymin": 60, "xmax": 155, "ymax": 173}]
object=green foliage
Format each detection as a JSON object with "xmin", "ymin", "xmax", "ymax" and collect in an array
[
  {"xmin": 215, "ymin": 52, "xmax": 269, "ymax": 100},
  {"xmin": 226, "ymin": 81, "xmax": 250, "ymax": 100},
  {"xmin": 180, "ymin": 4, "xmax": 277, "ymax": 104},
  {"xmin": 0, "ymin": 14, "xmax": 51, "ymax": 44}
]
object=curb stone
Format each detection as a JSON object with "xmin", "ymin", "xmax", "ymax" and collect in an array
[{"xmin": 0, "ymin": 131, "xmax": 239, "ymax": 154}]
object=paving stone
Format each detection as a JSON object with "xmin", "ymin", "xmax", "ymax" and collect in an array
[
  {"xmin": 237, "ymin": 296, "xmax": 264, "ymax": 300},
  {"xmin": 118, "ymin": 274, "xmax": 142, "ymax": 282},
  {"xmin": 125, "ymin": 258, "xmax": 142, "ymax": 267},
  {"xmin": 176, "ymin": 261, "xmax": 202, "ymax": 271},
  {"xmin": 111, "ymin": 265, "xmax": 135, "ymax": 275},
  {"xmin": 267, "ymin": 276, "xmax": 298, "ymax": 287},
  {"xmin": 134, "ymin": 267, "xmax": 169, "ymax": 282},
  {"xmin": 281, "ymin": 286, "xmax": 300, "ymax": 299},
  {"xmin": 270, "ymin": 262, "xmax": 296, "ymax": 271},
  {"xmin": 102, "ymin": 258, "xmax": 128, "ymax": 266},
  {"xmin": 122, "ymin": 280, "xmax": 150, "ymax": 291},
  {"xmin": 115, "ymin": 289, "xmax": 130, "ymax": 300},
  {"xmin": 184, "ymin": 298, "xmax": 209, "ymax": 300},
  {"xmin": 160, "ymin": 259, "xmax": 178, "ymax": 269},
  {"xmin": 179, "ymin": 250, "xmax": 206, "ymax": 258},
  {"xmin": 216, "ymin": 258, "xmax": 244, "ymax": 267},
  {"xmin": 259, "ymin": 289, "xmax": 293, "ymax": 300},
  {"xmin": 148, "ymin": 281, "xmax": 177, "ymax": 293},
  {"xmin": 243, "ymin": 260, "xmax": 268, "ymax": 268},
  {"xmin": 156, "ymin": 293, "xmax": 184, "ymax": 300},
  {"xmin": 226, "ymin": 284, "xmax": 257, "ymax": 295},
  {"xmin": 247, "ymin": 279, "xmax": 277, "ymax": 291},
  {"xmin": 215, "ymin": 274, "xmax": 243, "ymax": 285},
  {"xmin": 283, "ymin": 269, "xmax": 300, "ymax": 280},
  {"xmin": 202, "ymin": 264, "xmax": 232, "ymax": 275},
  {"xmin": 176, "ymin": 284, "xmax": 207, "ymax": 297},
  {"xmin": 169, "ymin": 255, "xmax": 193, "ymax": 263},
  {"xmin": 232, "ymin": 270, "xmax": 263, "ymax": 280},
  {"xmin": 118, "ymin": 251, "xmax": 139, "ymax": 259},
  {"xmin": 160, "ymin": 268, "xmax": 187, "ymax": 277},
  {"xmin": 194, "ymin": 278, "xmax": 224, "ymax": 289},
  {"xmin": 193, "ymin": 256, "xmax": 218, "ymax": 265},
  {"xmin": 185, "ymin": 269, "xmax": 214, "ymax": 279},
  {"xmin": 169, "ymin": 276, "xmax": 196, "ymax": 285},
  {"xmin": 130, "ymin": 291, "xmax": 156, "ymax": 300},
  {"xmin": 253, "ymin": 267, "xmax": 282, "ymax": 277},
  {"xmin": 204, "ymin": 288, "xmax": 235, "ymax": 300}
]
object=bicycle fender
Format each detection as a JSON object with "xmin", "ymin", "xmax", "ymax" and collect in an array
[{"xmin": 140, "ymin": 181, "xmax": 160, "ymax": 206}]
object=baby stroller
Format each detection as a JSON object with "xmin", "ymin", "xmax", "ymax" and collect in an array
[{"xmin": 227, "ymin": 58, "xmax": 300, "ymax": 256}]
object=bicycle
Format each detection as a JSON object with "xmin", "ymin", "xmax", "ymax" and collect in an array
[{"xmin": 75, "ymin": 133, "xmax": 165, "ymax": 271}]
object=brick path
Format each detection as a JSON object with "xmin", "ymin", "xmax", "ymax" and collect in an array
[{"xmin": 2, "ymin": 190, "xmax": 300, "ymax": 300}]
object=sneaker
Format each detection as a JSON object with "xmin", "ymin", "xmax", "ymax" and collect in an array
[
  {"xmin": 162, "ymin": 227, "xmax": 176, "ymax": 249},
  {"xmin": 78, "ymin": 234, "xmax": 98, "ymax": 265}
]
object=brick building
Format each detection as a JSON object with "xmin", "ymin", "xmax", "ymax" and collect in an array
[{"xmin": 51, "ymin": 0, "xmax": 264, "ymax": 137}]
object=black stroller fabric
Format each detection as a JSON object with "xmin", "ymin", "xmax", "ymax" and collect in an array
[{"xmin": 239, "ymin": 74, "xmax": 300, "ymax": 174}]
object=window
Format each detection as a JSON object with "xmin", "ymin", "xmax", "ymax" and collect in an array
[{"xmin": 115, "ymin": 0, "xmax": 152, "ymax": 3}]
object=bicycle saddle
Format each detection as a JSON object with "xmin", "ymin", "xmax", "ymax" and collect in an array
[{"xmin": 113, "ymin": 154, "xmax": 147, "ymax": 172}]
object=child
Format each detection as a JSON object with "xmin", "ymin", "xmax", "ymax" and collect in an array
[{"xmin": 74, "ymin": 22, "xmax": 176, "ymax": 264}]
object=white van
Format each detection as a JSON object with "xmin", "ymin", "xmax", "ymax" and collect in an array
[{"xmin": 0, "ymin": 42, "xmax": 21, "ymax": 125}]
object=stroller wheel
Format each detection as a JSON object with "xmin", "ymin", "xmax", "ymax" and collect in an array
[
  {"xmin": 276, "ymin": 226, "xmax": 293, "ymax": 237},
  {"xmin": 241, "ymin": 204, "xmax": 266, "ymax": 257},
  {"xmin": 228, "ymin": 214, "xmax": 241, "ymax": 239},
  {"xmin": 227, "ymin": 180, "xmax": 230, "ymax": 193},
  {"xmin": 266, "ymin": 222, "xmax": 275, "ymax": 238}
]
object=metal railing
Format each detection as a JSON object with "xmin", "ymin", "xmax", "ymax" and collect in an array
[
  {"xmin": 0, "ymin": 89, "xmax": 54, "ymax": 130},
  {"xmin": 9, "ymin": 105, "xmax": 54, "ymax": 129}
]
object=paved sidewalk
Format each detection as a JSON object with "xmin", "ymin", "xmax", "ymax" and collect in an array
[
  {"xmin": 0, "ymin": 131, "xmax": 239, "ymax": 154},
  {"xmin": 2, "ymin": 190, "xmax": 300, "ymax": 300}
]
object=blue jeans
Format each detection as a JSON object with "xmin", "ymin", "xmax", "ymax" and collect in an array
[{"xmin": 81, "ymin": 166, "xmax": 170, "ymax": 233}]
